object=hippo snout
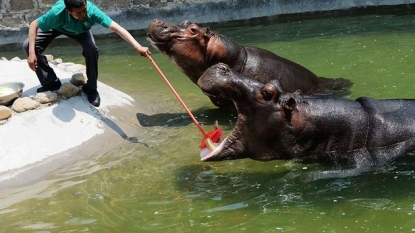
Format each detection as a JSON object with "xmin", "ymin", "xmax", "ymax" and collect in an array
[
  {"xmin": 203, "ymin": 63, "xmax": 231, "ymax": 79},
  {"xmin": 148, "ymin": 19, "xmax": 162, "ymax": 30},
  {"xmin": 198, "ymin": 63, "xmax": 231, "ymax": 93}
]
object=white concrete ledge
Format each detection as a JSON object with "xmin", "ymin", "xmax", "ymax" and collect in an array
[{"xmin": 0, "ymin": 59, "xmax": 142, "ymax": 188}]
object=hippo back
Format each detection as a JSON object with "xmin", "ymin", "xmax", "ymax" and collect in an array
[
  {"xmin": 242, "ymin": 46, "xmax": 322, "ymax": 93},
  {"xmin": 356, "ymin": 97, "xmax": 415, "ymax": 164}
]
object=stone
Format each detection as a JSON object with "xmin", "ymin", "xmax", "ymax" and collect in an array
[
  {"xmin": 57, "ymin": 62, "xmax": 86, "ymax": 73},
  {"xmin": 59, "ymin": 83, "xmax": 80, "ymax": 99},
  {"xmin": 12, "ymin": 97, "xmax": 40, "ymax": 113},
  {"xmin": 71, "ymin": 72, "xmax": 88, "ymax": 86},
  {"xmin": 9, "ymin": 0, "xmax": 34, "ymax": 11},
  {"xmin": 56, "ymin": 62, "xmax": 76, "ymax": 70},
  {"xmin": 0, "ymin": 106, "xmax": 12, "ymax": 120},
  {"xmin": 34, "ymin": 91, "xmax": 59, "ymax": 104},
  {"xmin": 45, "ymin": 54, "xmax": 54, "ymax": 62},
  {"xmin": 50, "ymin": 58, "xmax": 63, "ymax": 65}
]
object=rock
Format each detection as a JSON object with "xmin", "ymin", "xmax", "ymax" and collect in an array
[
  {"xmin": 12, "ymin": 97, "xmax": 40, "ymax": 113},
  {"xmin": 1, "ymin": 57, "xmax": 8, "ymax": 61},
  {"xmin": 0, "ymin": 106, "xmax": 12, "ymax": 120},
  {"xmin": 57, "ymin": 62, "xmax": 86, "ymax": 73},
  {"xmin": 45, "ymin": 54, "xmax": 54, "ymax": 62},
  {"xmin": 10, "ymin": 57, "xmax": 21, "ymax": 61},
  {"xmin": 34, "ymin": 91, "xmax": 59, "ymax": 104},
  {"xmin": 71, "ymin": 72, "xmax": 88, "ymax": 86},
  {"xmin": 59, "ymin": 83, "xmax": 80, "ymax": 99},
  {"xmin": 50, "ymin": 58, "xmax": 63, "ymax": 65},
  {"xmin": 56, "ymin": 62, "xmax": 75, "ymax": 70}
]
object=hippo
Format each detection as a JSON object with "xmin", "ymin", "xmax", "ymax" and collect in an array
[
  {"xmin": 198, "ymin": 63, "xmax": 415, "ymax": 167},
  {"xmin": 147, "ymin": 19, "xmax": 352, "ymax": 108}
]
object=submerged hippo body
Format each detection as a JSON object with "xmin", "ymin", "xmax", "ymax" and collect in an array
[
  {"xmin": 198, "ymin": 63, "xmax": 415, "ymax": 167},
  {"xmin": 147, "ymin": 19, "xmax": 352, "ymax": 108}
]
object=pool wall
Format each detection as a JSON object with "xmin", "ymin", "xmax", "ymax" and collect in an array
[{"xmin": 1, "ymin": 0, "xmax": 415, "ymax": 46}]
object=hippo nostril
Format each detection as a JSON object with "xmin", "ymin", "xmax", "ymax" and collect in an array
[
  {"xmin": 217, "ymin": 66, "xmax": 229, "ymax": 74},
  {"xmin": 217, "ymin": 63, "xmax": 228, "ymax": 70}
]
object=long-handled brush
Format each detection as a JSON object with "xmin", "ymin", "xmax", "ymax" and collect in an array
[{"xmin": 146, "ymin": 55, "xmax": 222, "ymax": 151}]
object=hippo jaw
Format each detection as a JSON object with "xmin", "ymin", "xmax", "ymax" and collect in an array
[
  {"xmin": 200, "ymin": 128, "xmax": 248, "ymax": 161},
  {"xmin": 147, "ymin": 19, "xmax": 205, "ymax": 53},
  {"xmin": 147, "ymin": 19, "xmax": 212, "ymax": 83},
  {"xmin": 198, "ymin": 63, "xmax": 282, "ymax": 161},
  {"xmin": 197, "ymin": 63, "xmax": 251, "ymax": 161}
]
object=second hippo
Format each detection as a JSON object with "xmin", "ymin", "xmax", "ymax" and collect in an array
[
  {"xmin": 198, "ymin": 63, "xmax": 415, "ymax": 167},
  {"xmin": 147, "ymin": 19, "xmax": 352, "ymax": 108}
]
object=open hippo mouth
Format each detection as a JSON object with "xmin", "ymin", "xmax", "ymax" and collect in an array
[
  {"xmin": 199, "ymin": 113, "xmax": 245, "ymax": 162},
  {"xmin": 197, "ymin": 63, "xmax": 271, "ymax": 161}
]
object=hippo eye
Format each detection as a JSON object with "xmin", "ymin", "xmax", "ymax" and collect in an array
[{"xmin": 260, "ymin": 84, "xmax": 279, "ymax": 101}]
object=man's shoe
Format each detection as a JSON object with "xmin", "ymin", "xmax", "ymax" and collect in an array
[
  {"xmin": 87, "ymin": 92, "xmax": 101, "ymax": 107},
  {"xmin": 82, "ymin": 86, "xmax": 100, "ymax": 107},
  {"xmin": 37, "ymin": 79, "xmax": 61, "ymax": 93}
]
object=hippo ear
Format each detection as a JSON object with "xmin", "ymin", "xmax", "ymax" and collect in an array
[
  {"xmin": 202, "ymin": 27, "xmax": 213, "ymax": 44},
  {"xmin": 204, "ymin": 27, "xmax": 212, "ymax": 36}
]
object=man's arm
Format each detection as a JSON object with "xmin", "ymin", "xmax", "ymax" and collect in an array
[
  {"xmin": 108, "ymin": 21, "xmax": 151, "ymax": 57},
  {"xmin": 27, "ymin": 20, "xmax": 39, "ymax": 71}
]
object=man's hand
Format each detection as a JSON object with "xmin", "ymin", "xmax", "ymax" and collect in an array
[
  {"xmin": 27, "ymin": 20, "xmax": 39, "ymax": 71},
  {"xmin": 135, "ymin": 44, "xmax": 151, "ymax": 57},
  {"xmin": 28, "ymin": 53, "xmax": 38, "ymax": 71}
]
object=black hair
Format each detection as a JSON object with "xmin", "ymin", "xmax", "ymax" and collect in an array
[{"xmin": 64, "ymin": 0, "xmax": 86, "ymax": 11}]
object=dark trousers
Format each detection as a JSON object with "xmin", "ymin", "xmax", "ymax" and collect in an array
[{"xmin": 23, "ymin": 29, "xmax": 99, "ymax": 90}]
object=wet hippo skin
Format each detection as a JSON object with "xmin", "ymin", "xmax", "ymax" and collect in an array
[
  {"xmin": 147, "ymin": 19, "xmax": 353, "ymax": 108},
  {"xmin": 197, "ymin": 63, "xmax": 415, "ymax": 167}
]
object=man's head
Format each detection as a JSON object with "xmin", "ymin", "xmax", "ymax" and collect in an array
[{"xmin": 64, "ymin": 0, "xmax": 87, "ymax": 20}]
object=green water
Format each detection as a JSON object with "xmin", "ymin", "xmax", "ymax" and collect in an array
[{"xmin": 1, "ymin": 11, "xmax": 415, "ymax": 233}]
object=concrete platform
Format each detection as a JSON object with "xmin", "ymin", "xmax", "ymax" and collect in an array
[{"xmin": 0, "ymin": 59, "xmax": 142, "ymax": 189}]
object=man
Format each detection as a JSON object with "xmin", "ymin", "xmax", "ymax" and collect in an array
[{"xmin": 23, "ymin": 0, "xmax": 151, "ymax": 107}]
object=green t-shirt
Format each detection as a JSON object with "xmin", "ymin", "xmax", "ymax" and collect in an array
[{"xmin": 37, "ymin": 0, "xmax": 113, "ymax": 35}]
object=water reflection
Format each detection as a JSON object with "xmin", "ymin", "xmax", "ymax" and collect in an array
[{"xmin": 136, "ymin": 107, "xmax": 236, "ymax": 128}]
